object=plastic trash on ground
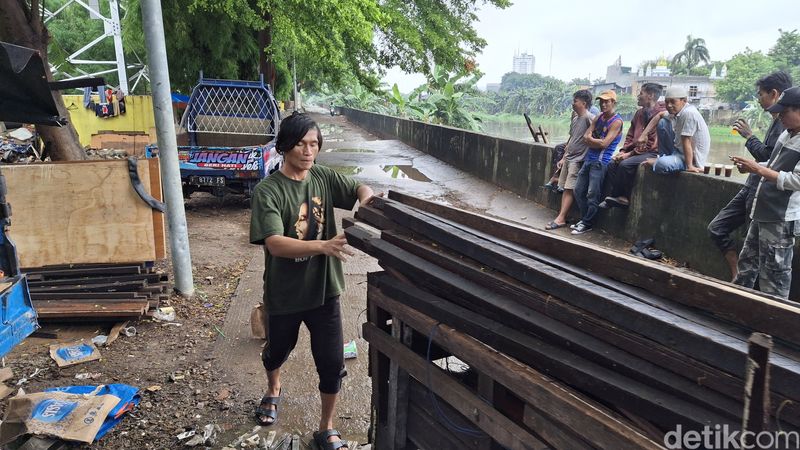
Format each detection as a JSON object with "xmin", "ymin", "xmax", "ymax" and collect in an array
[{"xmin": 344, "ymin": 340, "xmax": 358, "ymax": 359}]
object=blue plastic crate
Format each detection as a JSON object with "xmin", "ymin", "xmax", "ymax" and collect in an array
[{"xmin": 0, "ymin": 275, "xmax": 38, "ymax": 359}]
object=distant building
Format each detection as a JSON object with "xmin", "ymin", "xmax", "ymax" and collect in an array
[
  {"xmin": 512, "ymin": 51, "xmax": 536, "ymax": 74},
  {"xmin": 590, "ymin": 82, "xmax": 630, "ymax": 97},
  {"xmin": 605, "ymin": 56, "xmax": 633, "ymax": 88},
  {"xmin": 485, "ymin": 83, "xmax": 502, "ymax": 93},
  {"xmin": 600, "ymin": 56, "xmax": 730, "ymax": 111}
]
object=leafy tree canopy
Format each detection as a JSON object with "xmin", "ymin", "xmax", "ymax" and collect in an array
[
  {"xmin": 769, "ymin": 28, "xmax": 800, "ymax": 69},
  {"xmin": 714, "ymin": 49, "xmax": 776, "ymax": 106},
  {"xmin": 122, "ymin": 0, "xmax": 509, "ymax": 97},
  {"xmin": 768, "ymin": 28, "xmax": 800, "ymax": 83},
  {"xmin": 671, "ymin": 35, "xmax": 710, "ymax": 74}
]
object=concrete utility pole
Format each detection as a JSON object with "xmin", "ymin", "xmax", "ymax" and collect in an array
[{"xmin": 140, "ymin": 0, "xmax": 195, "ymax": 297}]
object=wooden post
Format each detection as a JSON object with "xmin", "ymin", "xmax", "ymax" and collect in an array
[
  {"xmin": 367, "ymin": 292, "xmax": 393, "ymax": 448},
  {"xmin": 742, "ymin": 332, "xmax": 772, "ymax": 446},
  {"xmin": 523, "ymin": 113, "xmax": 541, "ymax": 143},
  {"xmin": 387, "ymin": 318, "xmax": 412, "ymax": 449},
  {"xmin": 477, "ymin": 373, "xmax": 497, "ymax": 450},
  {"xmin": 537, "ymin": 125, "xmax": 549, "ymax": 144}
]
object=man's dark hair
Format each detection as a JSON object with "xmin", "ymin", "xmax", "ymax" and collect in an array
[
  {"xmin": 641, "ymin": 83, "xmax": 663, "ymax": 98},
  {"xmin": 275, "ymin": 112, "xmax": 323, "ymax": 155},
  {"xmin": 573, "ymin": 89, "xmax": 592, "ymax": 107},
  {"xmin": 755, "ymin": 71, "xmax": 793, "ymax": 94}
]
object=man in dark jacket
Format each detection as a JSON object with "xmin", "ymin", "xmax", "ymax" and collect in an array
[
  {"xmin": 732, "ymin": 85, "xmax": 800, "ymax": 298},
  {"xmin": 707, "ymin": 71, "xmax": 792, "ymax": 280}
]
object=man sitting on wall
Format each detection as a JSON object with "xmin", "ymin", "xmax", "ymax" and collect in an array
[
  {"xmin": 600, "ymin": 83, "xmax": 665, "ymax": 208},
  {"xmin": 707, "ymin": 71, "xmax": 792, "ymax": 280},
  {"xmin": 545, "ymin": 90, "xmax": 595, "ymax": 229},
  {"xmin": 731, "ymin": 86, "xmax": 800, "ymax": 299},
  {"xmin": 570, "ymin": 90, "xmax": 623, "ymax": 235},
  {"xmin": 544, "ymin": 106, "xmax": 602, "ymax": 192},
  {"xmin": 640, "ymin": 86, "xmax": 710, "ymax": 174}
]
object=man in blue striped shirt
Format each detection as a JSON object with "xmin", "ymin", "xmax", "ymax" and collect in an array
[{"xmin": 571, "ymin": 90, "xmax": 624, "ymax": 235}]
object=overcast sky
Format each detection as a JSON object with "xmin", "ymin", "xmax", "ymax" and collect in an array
[{"xmin": 383, "ymin": 0, "xmax": 798, "ymax": 92}]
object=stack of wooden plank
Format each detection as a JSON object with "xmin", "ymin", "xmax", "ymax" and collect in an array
[
  {"xmin": 24, "ymin": 263, "xmax": 168, "ymax": 321},
  {"xmin": 345, "ymin": 191, "xmax": 800, "ymax": 450}
]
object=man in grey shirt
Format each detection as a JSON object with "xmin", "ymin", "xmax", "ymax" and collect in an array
[
  {"xmin": 732, "ymin": 86, "xmax": 800, "ymax": 298},
  {"xmin": 545, "ymin": 89, "xmax": 595, "ymax": 229},
  {"xmin": 707, "ymin": 71, "xmax": 791, "ymax": 280},
  {"xmin": 640, "ymin": 86, "xmax": 711, "ymax": 174}
]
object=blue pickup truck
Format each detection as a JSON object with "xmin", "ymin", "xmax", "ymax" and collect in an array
[{"xmin": 148, "ymin": 74, "xmax": 282, "ymax": 198}]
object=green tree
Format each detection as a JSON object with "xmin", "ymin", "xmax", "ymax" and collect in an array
[
  {"xmin": 614, "ymin": 94, "xmax": 639, "ymax": 117},
  {"xmin": 0, "ymin": 0, "xmax": 86, "ymax": 160},
  {"xmin": 715, "ymin": 49, "xmax": 776, "ymax": 106},
  {"xmin": 136, "ymin": 0, "xmax": 510, "ymax": 98},
  {"xmin": 499, "ymin": 72, "xmax": 546, "ymax": 92},
  {"xmin": 124, "ymin": 0, "xmax": 262, "ymax": 94},
  {"xmin": 769, "ymin": 28, "xmax": 800, "ymax": 82},
  {"xmin": 672, "ymin": 35, "xmax": 710, "ymax": 73}
]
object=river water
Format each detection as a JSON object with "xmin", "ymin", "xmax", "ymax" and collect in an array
[{"xmin": 481, "ymin": 119, "xmax": 751, "ymax": 180}]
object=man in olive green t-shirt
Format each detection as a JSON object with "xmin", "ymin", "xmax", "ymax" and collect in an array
[{"xmin": 249, "ymin": 113, "xmax": 374, "ymax": 450}]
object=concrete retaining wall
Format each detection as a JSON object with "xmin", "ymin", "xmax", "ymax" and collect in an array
[{"xmin": 342, "ymin": 107, "xmax": 800, "ymax": 299}]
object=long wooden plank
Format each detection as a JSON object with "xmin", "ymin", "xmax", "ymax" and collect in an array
[
  {"xmin": 385, "ymin": 191, "xmax": 800, "ymax": 346},
  {"xmin": 387, "ymin": 203, "xmax": 790, "ymax": 359},
  {"xmin": 148, "ymin": 157, "xmax": 166, "ymax": 260},
  {"xmin": 4, "ymin": 160, "xmax": 157, "ymax": 267},
  {"xmin": 377, "ymin": 201, "xmax": 800, "ymax": 401},
  {"xmin": 369, "ymin": 284, "xmax": 660, "ymax": 450},
  {"xmin": 27, "ymin": 273, "xmax": 165, "ymax": 287},
  {"xmin": 522, "ymin": 404, "xmax": 595, "ymax": 450},
  {"xmin": 363, "ymin": 322, "xmax": 549, "ymax": 450},
  {"xmin": 365, "ymin": 269, "xmax": 734, "ymax": 431},
  {"xmin": 382, "ymin": 232, "xmax": 768, "ymax": 423},
  {"xmin": 407, "ymin": 381, "xmax": 487, "ymax": 450},
  {"xmin": 34, "ymin": 301, "xmax": 148, "ymax": 319},
  {"xmin": 29, "ymin": 280, "xmax": 147, "ymax": 293},
  {"xmin": 26, "ymin": 265, "xmax": 143, "ymax": 278},
  {"xmin": 29, "ymin": 292, "xmax": 145, "ymax": 300},
  {"xmin": 351, "ymin": 226, "xmax": 739, "ymax": 426}
]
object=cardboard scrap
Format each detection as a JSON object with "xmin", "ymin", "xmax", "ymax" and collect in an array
[
  {"xmin": 0, "ymin": 367, "xmax": 13, "ymax": 383},
  {"xmin": 49, "ymin": 341, "xmax": 101, "ymax": 367},
  {"xmin": 105, "ymin": 321, "xmax": 129, "ymax": 346},
  {"xmin": 0, "ymin": 389, "xmax": 119, "ymax": 444}
]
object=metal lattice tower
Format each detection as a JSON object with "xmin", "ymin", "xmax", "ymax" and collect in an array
[{"xmin": 44, "ymin": 0, "xmax": 145, "ymax": 94}]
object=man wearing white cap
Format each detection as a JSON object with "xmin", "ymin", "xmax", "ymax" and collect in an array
[{"xmin": 639, "ymin": 86, "xmax": 710, "ymax": 174}]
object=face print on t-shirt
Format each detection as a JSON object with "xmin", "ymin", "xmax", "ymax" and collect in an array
[{"xmin": 293, "ymin": 196, "xmax": 324, "ymax": 241}]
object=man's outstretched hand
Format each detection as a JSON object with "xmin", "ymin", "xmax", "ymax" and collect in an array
[{"xmin": 322, "ymin": 234, "xmax": 355, "ymax": 262}]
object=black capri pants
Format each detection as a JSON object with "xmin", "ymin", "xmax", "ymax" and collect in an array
[{"xmin": 261, "ymin": 296, "xmax": 346, "ymax": 394}]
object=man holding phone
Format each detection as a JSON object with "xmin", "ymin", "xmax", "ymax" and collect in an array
[
  {"xmin": 731, "ymin": 85, "xmax": 800, "ymax": 298},
  {"xmin": 708, "ymin": 71, "xmax": 792, "ymax": 280}
]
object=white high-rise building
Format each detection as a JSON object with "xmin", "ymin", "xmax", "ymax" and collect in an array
[{"xmin": 512, "ymin": 51, "xmax": 536, "ymax": 74}]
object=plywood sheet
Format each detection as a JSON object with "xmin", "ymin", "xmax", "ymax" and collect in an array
[{"xmin": 4, "ymin": 159, "xmax": 157, "ymax": 267}]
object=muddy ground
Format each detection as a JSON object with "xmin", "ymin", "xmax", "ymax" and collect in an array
[{"xmin": 1, "ymin": 194, "xmax": 256, "ymax": 449}]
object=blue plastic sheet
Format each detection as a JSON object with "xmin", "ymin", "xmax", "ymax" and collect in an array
[{"xmin": 45, "ymin": 384, "xmax": 140, "ymax": 440}]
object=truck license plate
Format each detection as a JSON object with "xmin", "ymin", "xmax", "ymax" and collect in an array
[{"xmin": 190, "ymin": 176, "xmax": 225, "ymax": 186}]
